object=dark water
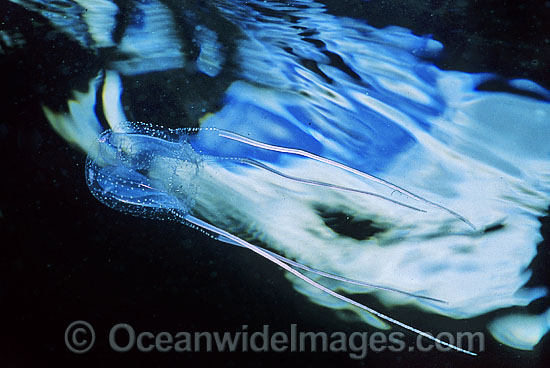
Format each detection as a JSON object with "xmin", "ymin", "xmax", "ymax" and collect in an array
[{"xmin": 1, "ymin": 0, "xmax": 549, "ymax": 367}]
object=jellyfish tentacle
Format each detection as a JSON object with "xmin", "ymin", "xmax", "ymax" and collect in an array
[
  {"xmin": 217, "ymin": 130, "xmax": 475, "ymax": 230},
  {"xmin": 184, "ymin": 215, "xmax": 475, "ymax": 356},
  {"xmin": 237, "ymin": 158, "xmax": 427, "ymax": 213},
  {"xmin": 214, "ymin": 230, "xmax": 446, "ymax": 303}
]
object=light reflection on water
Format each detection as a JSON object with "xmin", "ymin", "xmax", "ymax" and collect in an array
[{"xmin": 35, "ymin": 0, "xmax": 550, "ymax": 351}]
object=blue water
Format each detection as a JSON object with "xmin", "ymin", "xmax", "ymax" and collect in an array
[{"xmin": 26, "ymin": 0, "xmax": 550, "ymax": 356}]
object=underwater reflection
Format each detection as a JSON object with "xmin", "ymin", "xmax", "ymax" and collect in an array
[{"xmin": 32, "ymin": 0, "xmax": 550, "ymax": 351}]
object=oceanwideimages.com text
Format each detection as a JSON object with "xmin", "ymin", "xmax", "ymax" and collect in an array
[{"xmin": 65, "ymin": 321, "xmax": 484, "ymax": 358}]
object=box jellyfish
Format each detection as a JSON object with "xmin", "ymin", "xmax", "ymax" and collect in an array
[
  {"xmin": 33, "ymin": 0, "xmax": 550, "ymax": 353},
  {"xmin": 85, "ymin": 121, "xmax": 479, "ymax": 354}
]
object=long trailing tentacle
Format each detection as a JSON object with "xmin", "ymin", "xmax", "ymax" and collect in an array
[
  {"xmin": 214, "ymin": 230, "xmax": 446, "ymax": 304},
  {"xmin": 260, "ymin": 249, "xmax": 448, "ymax": 304},
  {"xmin": 238, "ymin": 158, "xmax": 427, "ymax": 213},
  {"xmin": 217, "ymin": 130, "xmax": 475, "ymax": 230},
  {"xmin": 184, "ymin": 214, "xmax": 476, "ymax": 356}
]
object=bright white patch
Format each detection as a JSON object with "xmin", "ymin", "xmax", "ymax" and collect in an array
[{"xmin": 489, "ymin": 308, "xmax": 550, "ymax": 350}]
